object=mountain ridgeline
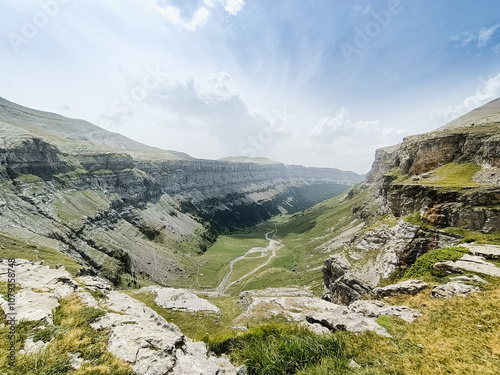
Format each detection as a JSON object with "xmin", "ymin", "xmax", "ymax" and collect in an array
[{"xmin": 0, "ymin": 96, "xmax": 363, "ymax": 284}]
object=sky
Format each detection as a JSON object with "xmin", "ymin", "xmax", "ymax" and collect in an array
[{"xmin": 0, "ymin": 0, "xmax": 500, "ymax": 174}]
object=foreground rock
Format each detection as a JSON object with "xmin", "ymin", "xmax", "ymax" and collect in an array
[
  {"xmin": 94, "ymin": 291, "xmax": 234, "ymax": 375},
  {"xmin": 434, "ymin": 254, "xmax": 500, "ymax": 277},
  {"xmin": 431, "ymin": 281, "xmax": 481, "ymax": 299},
  {"xmin": 322, "ymin": 254, "xmax": 371, "ymax": 305},
  {"xmin": 0, "ymin": 259, "xmax": 236, "ymax": 375},
  {"xmin": 139, "ymin": 286, "xmax": 221, "ymax": 314},
  {"xmin": 372, "ymin": 280, "xmax": 428, "ymax": 297},
  {"xmin": 236, "ymin": 287, "xmax": 420, "ymax": 338}
]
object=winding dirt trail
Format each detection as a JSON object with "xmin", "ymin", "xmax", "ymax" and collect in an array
[{"xmin": 216, "ymin": 231, "xmax": 283, "ymax": 294}]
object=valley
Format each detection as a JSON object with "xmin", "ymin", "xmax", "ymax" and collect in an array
[{"xmin": 1, "ymin": 97, "xmax": 500, "ymax": 374}]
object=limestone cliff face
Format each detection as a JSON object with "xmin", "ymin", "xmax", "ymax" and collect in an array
[
  {"xmin": 365, "ymin": 99, "xmax": 500, "ymax": 233},
  {"xmin": 322, "ymin": 98, "xmax": 500, "ymax": 304},
  {"xmin": 0, "ymin": 97, "xmax": 363, "ymax": 284}
]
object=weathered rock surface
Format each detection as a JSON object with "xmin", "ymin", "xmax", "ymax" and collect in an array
[
  {"xmin": 235, "ymin": 288, "xmax": 420, "ymax": 338},
  {"xmin": 431, "ymin": 281, "xmax": 480, "ymax": 299},
  {"xmin": 0, "ymin": 259, "xmax": 237, "ymax": 375},
  {"xmin": 372, "ymin": 280, "xmax": 428, "ymax": 297},
  {"xmin": 94, "ymin": 291, "xmax": 236, "ymax": 375},
  {"xmin": 77, "ymin": 275, "xmax": 112, "ymax": 293},
  {"xmin": 460, "ymin": 243, "xmax": 500, "ymax": 259},
  {"xmin": 322, "ymin": 254, "xmax": 371, "ymax": 305},
  {"xmin": 434, "ymin": 254, "xmax": 500, "ymax": 277},
  {"xmin": 449, "ymin": 275, "xmax": 487, "ymax": 284},
  {"xmin": 306, "ymin": 312, "xmax": 391, "ymax": 337},
  {"xmin": 139, "ymin": 286, "xmax": 221, "ymax": 314},
  {"xmin": 348, "ymin": 300, "xmax": 421, "ymax": 322}
]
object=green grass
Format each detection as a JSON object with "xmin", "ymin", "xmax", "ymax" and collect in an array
[
  {"xmin": 205, "ymin": 323, "xmax": 349, "ymax": 375},
  {"xmin": 0, "ymin": 294, "xmax": 133, "ymax": 375},
  {"xmin": 444, "ymin": 227, "xmax": 500, "ymax": 244},
  {"xmin": 54, "ymin": 190, "xmax": 111, "ymax": 227},
  {"xmin": 0, "ymin": 234, "xmax": 82, "ymax": 276},
  {"xmin": 404, "ymin": 246, "xmax": 470, "ymax": 279},
  {"xmin": 399, "ymin": 162, "xmax": 482, "ymax": 188},
  {"xmin": 403, "ymin": 211, "xmax": 436, "ymax": 230},
  {"xmin": 13, "ymin": 174, "xmax": 43, "ymax": 183}
]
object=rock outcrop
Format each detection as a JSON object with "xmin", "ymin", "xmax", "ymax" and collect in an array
[
  {"xmin": 431, "ymin": 281, "xmax": 480, "ymax": 299},
  {"xmin": 433, "ymin": 254, "xmax": 500, "ymax": 277},
  {"xmin": 372, "ymin": 280, "xmax": 429, "ymax": 298},
  {"xmin": 138, "ymin": 286, "xmax": 221, "ymax": 313},
  {"xmin": 234, "ymin": 287, "xmax": 420, "ymax": 338},
  {"xmin": 0, "ymin": 259, "xmax": 237, "ymax": 375}
]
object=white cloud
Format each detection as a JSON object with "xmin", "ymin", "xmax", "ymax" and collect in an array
[
  {"xmin": 151, "ymin": 0, "xmax": 244, "ymax": 31},
  {"xmin": 451, "ymin": 24, "xmax": 500, "ymax": 48},
  {"xmin": 431, "ymin": 72, "xmax": 500, "ymax": 124},
  {"xmin": 287, "ymin": 108, "xmax": 407, "ymax": 172}
]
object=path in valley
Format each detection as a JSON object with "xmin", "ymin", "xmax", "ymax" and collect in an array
[{"xmin": 216, "ymin": 230, "xmax": 283, "ymax": 294}]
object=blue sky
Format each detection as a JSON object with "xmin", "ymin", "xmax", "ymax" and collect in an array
[{"xmin": 1, "ymin": 0, "xmax": 499, "ymax": 173}]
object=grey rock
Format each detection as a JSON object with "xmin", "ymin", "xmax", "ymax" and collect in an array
[
  {"xmin": 68, "ymin": 353, "xmax": 84, "ymax": 370},
  {"xmin": 323, "ymin": 255, "xmax": 372, "ymax": 305},
  {"xmin": 306, "ymin": 311, "xmax": 391, "ymax": 337},
  {"xmin": 149, "ymin": 287, "xmax": 221, "ymax": 314},
  {"xmin": 348, "ymin": 300, "xmax": 421, "ymax": 322},
  {"xmin": 431, "ymin": 281, "xmax": 480, "ymax": 299},
  {"xmin": 93, "ymin": 291, "xmax": 234, "ymax": 375},
  {"xmin": 20, "ymin": 336, "xmax": 49, "ymax": 354},
  {"xmin": 460, "ymin": 244, "xmax": 500, "ymax": 259},
  {"xmin": 77, "ymin": 276, "xmax": 112, "ymax": 292},
  {"xmin": 434, "ymin": 254, "xmax": 500, "ymax": 277},
  {"xmin": 449, "ymin": 275, "xmax": 487, "ymax": 284},
  {"xmin": 0, "ymin": 289, "xmax": 59, "ymax": 324},
  {"xmin": 0, "ymin": 259, "xmax": 78, "ymax": 298},
  {"xmin": 349, "ymin": 359, "xmax": 362, "ymax": 369},
  {"xmin": 236, "ymin": 365, "xmax": 248, "ymax": 375},
  {"xmin": 372, "ymin": 279, "xmax": 428, "ymax": 297}
]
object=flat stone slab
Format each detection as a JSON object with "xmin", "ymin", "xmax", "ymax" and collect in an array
[
  {"xmin": 0, "ymin": 259, "xmax": 78, "ymax": 298},
  {"xmin": 306, "ymin": 311, "xmax": 391, "ymax": 337},
  {"xmin": 434, "ymin": 254, "xmax": 500, "ymax": 277},
  {"xmin": 372, "ymin": 279, "xmax": 428, "ymax": 297},
  {"xmin": 431, "ymin": 281, "xmax": 480, "ymax": 299},
  {"xmin": 460, "ymin": 244, "xmax": 500, "ymax": 259},
  {"xmin": 0, "ymin": 289, "xmax": 59, "ymax": 324},
  {"xmin": 348, "ymin": 300, "xmax": 421, "ymax": 322},
  {"xmin": 140, "ymin": 286, "xmax": 220, "ymax": 314}
]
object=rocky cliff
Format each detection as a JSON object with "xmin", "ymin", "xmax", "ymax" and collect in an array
[
  {"xmin": 0, "ymin": 97, "xmax": 363, "ymax": 285},
  {"xmin": 322, "ymin": 98, "xmax": 500, "ymax": 304}
]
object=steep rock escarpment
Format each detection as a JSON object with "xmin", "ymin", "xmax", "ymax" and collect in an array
[{"xmin": 322, "ymin": 98, "xmax": 500, "ymax": 304}]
